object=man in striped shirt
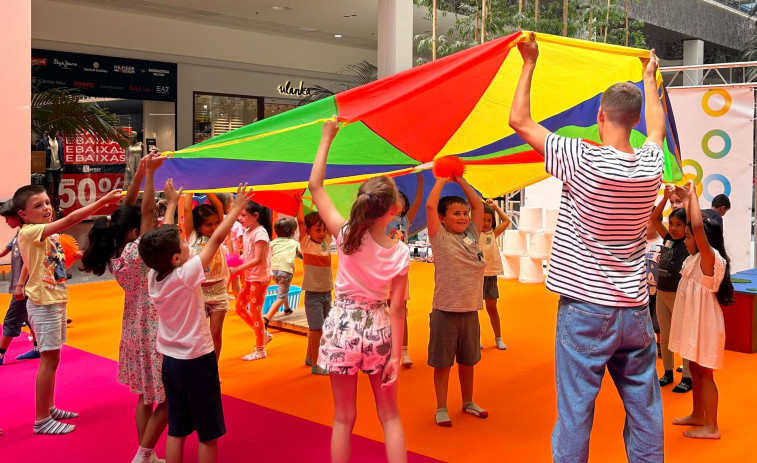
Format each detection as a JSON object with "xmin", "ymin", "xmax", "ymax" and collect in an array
[{"xmin": 509, "ymin": 33, "xmax": 667, "ymax": 463}]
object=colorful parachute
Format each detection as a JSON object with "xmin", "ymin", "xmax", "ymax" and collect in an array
[{"xmin": 155, "ymin": 31, "xmax": 682, "ymax": 213}]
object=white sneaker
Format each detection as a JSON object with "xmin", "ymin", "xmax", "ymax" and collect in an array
[
  {"xmin": 265, "ymin": 331, "xmax": 274, "ymax": 345},
  {"xmin": 149, "ymin": 454, "xmax": 166, "ymax": 463},
  {"xmin": 401, "ymin": 351, "xmax": 413, "ymax": 367},
  {"xmin": 242, "ymin": 349, "xmax": 267, "ymax": 361},
  {"xmin": 495, "ymin": 338, "xmax": 508, "ymax": 350}
]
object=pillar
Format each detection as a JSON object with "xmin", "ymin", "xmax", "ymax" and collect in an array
[
  {"xmin": 0, "ymin": 0, "xmax": 31, "ymax": 263},
  {"xmin": 377, "ymin": 0, "xmax": 413, "ymax": 78},
  {"xmin": 683, "ymin": 39, "xmax": 704, "ymax": 86}
]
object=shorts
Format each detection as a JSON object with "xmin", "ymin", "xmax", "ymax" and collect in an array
[
  {"xmin": 428, "ymin": 310, "xmax": 481, "ymax": 368},
  {"xmin": 26, "ymin": 300, "xmax": 67, "ymax": 352},
  {"xmin": 318, "ymin": 297, "xmax": 392, "ymax": 375},
  {"xmin": 483, "ymin": 276, "xmax": 499, "ymax": 300},
  {"xmin": 202, "ymin": 280, "xmax": 230, "ymax": 315},
  {"xmin": 162, "ymin": 352, "xmax": 226, "ymax": 443},
  {"xmin": 272, "ymin": 270, "xmax": 293, "ymax": 300},
  {"xmin": 304, "ymin": 291, "xmax": 332, "ymax": 330},
  {"xmin": 2, "ymin": 296, "xmax": 29, "ymax": 338}
]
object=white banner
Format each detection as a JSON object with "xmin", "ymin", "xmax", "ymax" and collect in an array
[{"xmin": 668, "ymin": 87, "xmax": 754, "ymax": 272}]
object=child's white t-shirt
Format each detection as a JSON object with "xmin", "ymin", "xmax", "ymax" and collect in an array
[
  {"xmin": 480, "ymin": 229, "xmax": 504, "ymax": 276},
  {"xmin": 334, "ymin": 229, "xmax": 410, "ymax": 301},
  {"xmin": 148, "ymin": 255, "xmax": 214, "ymax": 360}
]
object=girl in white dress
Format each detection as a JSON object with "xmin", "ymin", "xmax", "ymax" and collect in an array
[{"xmin": 668, "ymin": 182, "xmax": 734, "ymax": 439}]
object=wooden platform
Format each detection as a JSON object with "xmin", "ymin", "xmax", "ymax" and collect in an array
[{"xmin": 267, "ymin": 306, "xmax": 309, "ymax": 335}]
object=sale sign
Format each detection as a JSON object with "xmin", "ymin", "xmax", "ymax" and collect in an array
[
  {"xmin": 58, "ymin": 173, "xmax": 124, "ymax": 216},
  {"xmin": 64, "ymin": 132, "xmax": 126, "ymax": 165}
]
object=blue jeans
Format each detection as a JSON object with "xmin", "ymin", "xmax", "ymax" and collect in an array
[{"xmin": 552, "ymin": 297, "xmax": 663, "ymax": 463}]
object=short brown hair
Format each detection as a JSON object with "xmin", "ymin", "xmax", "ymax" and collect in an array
[
  {"xmin": 274, "ymin": 217, "xmax": 297, "ymax": 238},
  {"xmin": 304, "ymin": 211, "xmax": 325, "ymax": 229},
  {"xmin": 12, "ymin": 185, "xmax": 47, "ymax": 215},
  {"xmin": 138, "ymin": 225, "xmax": 182, "ymax": 273},
  {"xmin": 600, "ymin": 82, "xmax": 642, "ymax": 127}
]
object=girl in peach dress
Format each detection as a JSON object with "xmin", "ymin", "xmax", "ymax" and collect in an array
[{"xmin": 668, "ymin": 182, "xmax": 734, "ymax": 440}]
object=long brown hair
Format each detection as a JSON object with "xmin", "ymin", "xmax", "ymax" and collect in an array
[{"xmin": 342, "ymin": 176, "xmax": 397, "ymax": 255}]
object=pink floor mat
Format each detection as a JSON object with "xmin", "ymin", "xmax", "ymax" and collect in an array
[{"xmin": 1, "ymin": 335, "xmax": 440, "ymax": 462}]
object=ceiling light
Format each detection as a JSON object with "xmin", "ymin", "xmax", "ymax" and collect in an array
[
  {"xmin": 270, "ymin": 6, "xmax": 291, "ymax": 11},
  {"xmin": 334, "ymin": 34, "xmax": 342, "ymax": 38}
]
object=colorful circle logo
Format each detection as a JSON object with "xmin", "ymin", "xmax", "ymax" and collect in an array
[
  {"xmin": 701, "ymin": 89, "xmax": 732, "ymax": 117},
  {"xmin": 701, "ymin": 174, "xmax": 731, "ymax": 202},
  {"xmin": 700, "ymin": 129, "xmax": 731, "ymax": 159}
]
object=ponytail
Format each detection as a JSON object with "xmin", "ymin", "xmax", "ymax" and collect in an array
[
  {"xmin": 342, "ymin": 176, "xmax": 397, "ymax": 255},
  {"xmin": 80, "ymin": 206, "xmax": 141, "ymax": 276},
  {"xmin": 244, "ymin": 200, "xmax": 273, "ymax": 238}
]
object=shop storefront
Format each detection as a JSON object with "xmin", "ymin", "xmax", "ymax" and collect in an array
[{"xmin": 32, "ymin": 48, "xmax": 177, "ymax": 214}]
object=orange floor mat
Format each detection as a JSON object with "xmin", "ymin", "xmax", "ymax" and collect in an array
[{"xmin": 3, "ymin": 260, "xmax": 754, "ymax": 462}]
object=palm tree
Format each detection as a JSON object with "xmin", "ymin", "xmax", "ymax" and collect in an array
[
  {"xmin": 31, "ymin": 85, "xmax": 131, "ymax": 148},
  {"xmin": 297, "ymin": 60, "xmax": 378, "ymax": 106},
  {"xmin": 563, "ymin": 0, "xmax": 569, "ymax": 36}
]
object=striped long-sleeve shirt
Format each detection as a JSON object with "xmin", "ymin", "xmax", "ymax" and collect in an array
[{"xmin": 544, "ymin": 133, "xmax": 664, "ymax": 307}]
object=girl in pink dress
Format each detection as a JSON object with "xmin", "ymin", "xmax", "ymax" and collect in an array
[
  {"xmin": 81, "ymin": 154, "xmax": 167, "ymax": 463},
  {"xmin": 668, "ymin": 182, "xmax": 734, "ymax": 440}
]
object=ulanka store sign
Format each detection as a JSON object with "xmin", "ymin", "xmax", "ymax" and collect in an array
[{"xmin": 277, "ymin": 80, "xmax": 312, "ymax": 97}]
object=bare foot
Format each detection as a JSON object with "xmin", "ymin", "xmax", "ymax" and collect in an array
[
  {"xmin": 683, "ymin": 426, "xmax": 721, "ymax": 439},
  {"xmin": 672, "ymin": 415, "xmax": 705, "ymax": 426}
]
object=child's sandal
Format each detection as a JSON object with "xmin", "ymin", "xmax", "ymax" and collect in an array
[
  {"xmin": 462, "ymin": 402, "xmax": 489, "ymax": 418},
  {"xmin": 435, "ymin": 408, "xmax": 452, "ymax": 427}
]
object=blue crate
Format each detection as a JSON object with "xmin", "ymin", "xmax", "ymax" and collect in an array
[{"xmin": 262, "ymin": 285, "xmax": 302, "ymax": 313}]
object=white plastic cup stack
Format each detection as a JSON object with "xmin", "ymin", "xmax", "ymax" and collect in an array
[
  {"xmin": 519, "ymin": 207, "xmax": 544, "ymax": 233},
  {"xmin": 502, "ymin": 229, "xmax": 528, "ymax": 256},
  {"xmin": 528, "ymin": 233, "xmax": 552, "ymax": 259},
  {"xmin": 519, "ymin": 256, "xmax": 545, "ymax": 284},
  {"xmin": 501, "ymin": 252, "xmax": 520, "ymax": 279}
]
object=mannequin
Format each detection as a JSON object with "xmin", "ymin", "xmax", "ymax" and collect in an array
[
  {"xmin": 123, "ymin": 132, "xmax": 144, "ymax": 190},
  {"xmin": 37, "ymin": 132, "xmax": 65, "ymax": 212}
]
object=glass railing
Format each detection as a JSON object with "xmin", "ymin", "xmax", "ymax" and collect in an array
[{"xmin": 711, "ymin": 0, "xmax": 756, "ymax": 14}]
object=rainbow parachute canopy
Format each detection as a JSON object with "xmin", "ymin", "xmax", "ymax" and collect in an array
[{"xmin": 155, "ymin": 31, "xmax": 682, "ymax": 203}]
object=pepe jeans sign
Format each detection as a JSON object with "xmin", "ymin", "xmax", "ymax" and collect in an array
[
  {"xmin": 277, "ymin": 80, "xmax": 312, "ymax": 97},
  {"xmin": 32, "ymin": 49, "xmax": 177, "ymax": 101}
]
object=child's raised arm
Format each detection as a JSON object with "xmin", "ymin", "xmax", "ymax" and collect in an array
[
  {"xmin": 308, "ymin": 120, "xmax": 346, "ymax": 237},
  {"xmin": 650, "ymin": 186, "xmax": 672, "ymax": 239},
  {"xmin": 207, "ymin": 193, "xmax": 224, "ymax": 220},
  {"xmin": 456, "ymin": 176, "xmax": 483, "ymax": 233},
  {"xmin": 295, "ymin": 192, "xmax": 307, "ymax": 240},
  {"xmin": 162, "ymin": 179, "xmax": 183, "ymax": 226},
  {"xmin": 42, "ymin": 190, "xmax": 123, "ymax": 239},
  {"xmin": 406, "ymin": 173, "xmax": 424, "ymax": 223},
  {"xmin": 425, "ymin": 177, "xmax": 447, "ymax": 239},
  {"xmin": 140, "ymin": 153, "xmax": 163, "ymax": 236},
  {"xmin": 200, "ymin": 184, "xmax": 252, "ymax": 269},
  {"xmin": 643, "ymin": 49, "xmax": 666, "ymax": 148},
  {"xmin": 677, "ymin": 182, "xmax": 715, "ymax": 276},
  {"xmin": 487, "ymin": 199, "xmax": 511, "ymax": 237},
  {"xmin": 122, "ymin": 155, "xmax": 147, "ymax": 206},
  {"xmin": 508, "ymin": 32, "xmax": 550, "ymax": 156},
  {"xmin": 181, "ymin": 192, "xmax": 194, "ymax": 238}
]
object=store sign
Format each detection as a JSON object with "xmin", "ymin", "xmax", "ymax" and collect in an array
[
  {"xmin": 63, "ymin": 133, "xmax": 126, "ymax": 165},
  {"xmin": 58, "ymin": 173, "xmax": 124, "ymax": 216},
  {"xmin": 32, "ymin": 49, "xmax": 177, "ymax": 102},
  {"xmin": 277, "ymin": 80, "xmax": 312, "ymax": 97}
]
